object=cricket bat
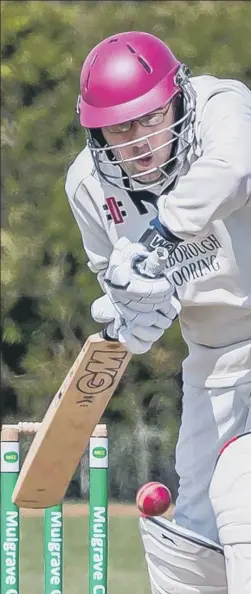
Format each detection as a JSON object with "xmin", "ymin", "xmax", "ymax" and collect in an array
[{"xmin": 12, "ymin": 247, "xmax": 168, "ymax": 508}]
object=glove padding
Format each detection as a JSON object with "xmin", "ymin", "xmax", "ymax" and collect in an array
[
  {"xmin": 91, "ymin": 293, "xmax": 180, "ymax": 355},
  {"xmin": 104, "ymin": 237, "xmax": 174, "ymax": 312}
]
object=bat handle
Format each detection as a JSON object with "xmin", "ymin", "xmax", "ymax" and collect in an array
[
  {"xmin": 102, "ymin": 325, "xmax": 116, "ymax": 341},
  {"xmin": 135, "ymin": 246, "xmax": 169, "ymax": 278}
]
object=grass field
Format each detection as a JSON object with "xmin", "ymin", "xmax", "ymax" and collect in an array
[{"xmin": 20, "ymin": 509, "xmax": 151, "ymax": 593}]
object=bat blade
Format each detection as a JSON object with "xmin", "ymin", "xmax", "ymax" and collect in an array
[{"xmin": 12, "ymin": 333, "xmax": 131, "ymax": 508}]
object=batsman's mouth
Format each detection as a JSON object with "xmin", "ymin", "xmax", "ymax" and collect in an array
[{"xmin": 136, "ymin": 155, "xmax": 154, "ymax": 168}]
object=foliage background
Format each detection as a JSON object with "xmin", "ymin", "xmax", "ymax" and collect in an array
[{"xmin": 1, "ymin": 0, "xmax": 251, "ymax": 499}]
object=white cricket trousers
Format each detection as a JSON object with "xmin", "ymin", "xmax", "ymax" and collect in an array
[{"xmin": 173, "ymin": 381, "xmax": 251, "ymax": 542}]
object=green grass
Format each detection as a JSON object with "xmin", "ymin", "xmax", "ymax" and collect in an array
[{"xmin": 20, "ymin": 515, "xmax": 151, "ymax": 593}]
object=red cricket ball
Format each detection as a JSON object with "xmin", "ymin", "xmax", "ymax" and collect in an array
[{"xmin": 136, "ymin": 481, "xmax": 172, "ymax": 516}]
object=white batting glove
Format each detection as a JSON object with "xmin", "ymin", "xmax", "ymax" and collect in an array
[
  {"xmin": 104, "ymin": 237, "xmax": 174, "ymax": 313},
  {"xmin": 91, "ymin": 293, "xmax": 180, "ymax": 355}
]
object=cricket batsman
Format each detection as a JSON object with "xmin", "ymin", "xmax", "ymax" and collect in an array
[{"xmin": 65, "ymin": 32, "xmax": 251, "ymax": 593}]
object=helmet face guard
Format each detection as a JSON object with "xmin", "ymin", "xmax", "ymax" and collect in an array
[
  {"xmin": 85, "ymin": 68, "xmax": 195, "ymax": 192},
  {"xmin": 77, "ymin": 32, "xmax": 196, "ymax": 192}
]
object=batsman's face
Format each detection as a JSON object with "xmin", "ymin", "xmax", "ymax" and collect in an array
[{"xmin": 101, "ymin": 101, "xmax": 176, "ymax": 183}]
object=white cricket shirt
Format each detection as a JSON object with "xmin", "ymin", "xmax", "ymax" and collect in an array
[{"xmin": 65, "ymin": 75, "xmax": 251, "ymax": 388}]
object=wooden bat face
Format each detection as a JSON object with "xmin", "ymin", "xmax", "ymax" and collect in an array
[
  {"xmin": 12, "ymin": 247, "xmax": 169, "ymax": 508},
  {"xmin": 12, "ymin": 334, "xmax": 131, "ymax": 508}
]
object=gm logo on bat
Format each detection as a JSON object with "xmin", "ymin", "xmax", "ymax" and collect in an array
[{"xmin": 76, "ymin": 348, "xmax": 128, "ymax": 405}]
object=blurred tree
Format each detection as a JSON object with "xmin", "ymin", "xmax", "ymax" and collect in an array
[{"xmin": 1, "ymin": 0, "xmax": 250, "ymax": 497}]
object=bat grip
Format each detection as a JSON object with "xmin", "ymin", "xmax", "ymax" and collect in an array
[
  {"xmin": 101, "ymin": 325, "xmax": 117, "ymax": 341},
  {"xmin": 135, "ymin": 246, "xmax": 169, "ymax": 278}
]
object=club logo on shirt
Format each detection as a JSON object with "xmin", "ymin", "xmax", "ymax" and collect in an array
[
  {"xmin": 103, "ymin": 197, "xmax": 127, "ymax": 224},
  {"xmin": 149, "ymin": 232, "xmax": 222, "ymax": 287},
  {"xmin": 168, "ymin": 234, "xmax": 222, "ymax": 286}
]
